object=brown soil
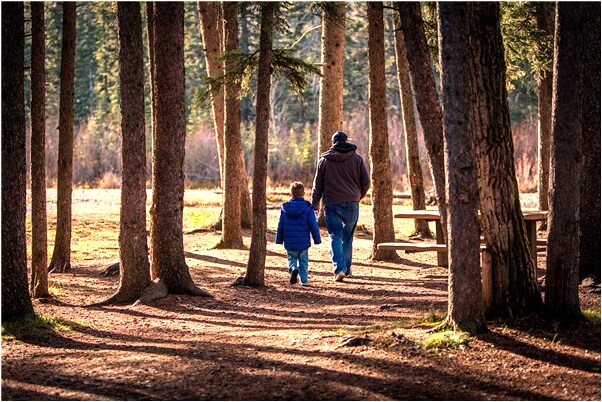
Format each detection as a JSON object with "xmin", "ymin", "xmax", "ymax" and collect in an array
[{"xmin": 2, "ymin": 190, "xmax": 600, "ymax": 400}]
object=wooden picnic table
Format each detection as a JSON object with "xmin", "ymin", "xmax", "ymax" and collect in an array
[
  {"xmin": 394, "ymin": 210, "xmax": 448, "ymax": 266},
  {"xmin": 393, "ymin": 209, "xmax": 548, "ymax": 268}
]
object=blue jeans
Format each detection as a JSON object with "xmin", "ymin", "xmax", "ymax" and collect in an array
[
  {"xmin": 287, "ymin": 250, "xmax": 309, "ymax": 283},
  {"xmin": 324, "ymin": 201, "xmax": 359, "ymax": 276}
]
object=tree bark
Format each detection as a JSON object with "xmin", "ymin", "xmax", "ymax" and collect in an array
[
  {"xmin": 30, "ymin": 2, "xmax": 50, "ymax": 298},
  {"xmin": 318, "ymin": 3, "xmax": 345, "ymax": 155},
  {"xmin": 49, "ymin": 2, "xmax": 76, "ymax": 273},
  {"xmin": 316, "ymin": 3, "xmax": 346, "ymax": 227},
  {"xmin": 2, "ymin": 2, "xmax": 36, "ymax": 322},
  {"xmin": 468, "ymin": 3, "xmax": 542, "ymax": 318},
  {"xmin": 198, "ymin": 2, "xmax": 252, "ymax": 231},
  {"xmin": 397, "ymin": 2, "xmax": 447, "ymax": 246},
  {"xmin": 217, "ymin": 2, "xmax": 244, "ymax": 249},
  {"xmin": 150, "ymin": 2, "xmax": 210, "ymax": 297},
  {"xmin": 367, "ymin": 2, "xmax": 400, "ymax": 262},
  {"xmin": 146, "ymin": 2, "xmax": 156, "ymax": 155},
  {"xmin": 99, "ymin": 2, "xmax": 152, "ymax": 305},
  {"xmin": 578, "ymin": 3, "xmax": 601, "ymax": 283},
  {"xmin": 437, "ymin": 2, "xmax": 486, "ymax": 334},
  {"xmin": 545, "ymin": 3, "xmax": 588, "ymax": 321},
  {"xmin": 535, "ymin": 4, "xmax": 554, "ymax": 227},
  {"xmin": 198, "ymin": 2, "xmax": 225, "ymax": 191},
  {"xmin": 242, "ymin": 3, "xmax": 277, "ymax": 286},
  {"xmin": 392, "ymin": 11, "xmax": 431, "ymax": 238}
]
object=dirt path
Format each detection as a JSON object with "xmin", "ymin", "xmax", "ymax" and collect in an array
[{"xmin": 2, "ymin": 190, "xmax": 600, "ymax": 400}]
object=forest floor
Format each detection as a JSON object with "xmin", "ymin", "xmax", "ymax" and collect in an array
[{"xmin": 2, "ymin": 189, "xmax": 600, "ymax": 400}]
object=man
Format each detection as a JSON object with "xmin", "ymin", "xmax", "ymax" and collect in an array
[{"xmin": 311, "ymin": 131, "xmax": 370, "ymax": 282}]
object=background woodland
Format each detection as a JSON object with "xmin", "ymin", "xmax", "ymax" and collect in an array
[{"xmin": 24, "ymin": 2, "xmax": 542, "ymax": 192}]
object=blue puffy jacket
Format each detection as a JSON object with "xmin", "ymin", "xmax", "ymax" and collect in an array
[{"xmin": 275, "ymin": 197, "xmax": 321, "ymax": 252}]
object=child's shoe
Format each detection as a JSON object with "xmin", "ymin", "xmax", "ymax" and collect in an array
[
  {"xmin": 290, "ymin": 268, "xmax": 299, "ymax": 285},
  {"xmin": 300, "ymin": 281, "xmax": 309, "ymax": 286}
]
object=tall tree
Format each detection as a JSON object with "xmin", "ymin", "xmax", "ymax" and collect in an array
[
  {"xmin": 367, "ymin": 2, "xmax": 400, "ymax": 262},
  {"xmin": 437, "ymin": 2, "xmax": 485, "ymax": 334},
  {"xmin": 198, "ymin": 2, "xmax": 252, "ymax": 231},
  {"xmin": 30, "ymin": 2, "xmax": 50, "ymax": 298},
  {"xmin": 198, "ymin": 2, "xmax": 225, "ymax": 201},
  {"xmin": 578, "ymin": 3, "xmax": 601, "ymax": 283},
  {"xmin": 149, "ymin": 2, "xmax": 211, "ymax": 299},
  {"xmin": 317, "ymin": 3, "xmax": 345, "ymax": 155},
  {"xmin": 535, "ymin": 3, "xmax": 555, "ymax": 228},
  {"xmin": 392, "ymin": 11, "xmax": 431, "ymax": 238},
  {"xmin": 48, "ymin": 2, "xmax": 76, "ymax": 273},
  {"xmin": 545, "ymin": 3, "xmax": 590, "ymax": 321},
  {"xmin": 468, "ymin": 3, "xmax": 542, "ymax": 317},
  {"xmin": 2, "ymin": 1, "xmax": 36, "ymax": 322},
  {"xmin": 315, "ymin": 3, "xmax": 345, "ymax": 226},
  {"xmin": 146, "ymin": 2, "xmax": 156, "ymax": 164},
  {"xmin": 397, "ymin": 2, "xmax": 448, "ymax": 252},
  {"xmin": 217, "ymin": 1, "xmax": 245, "ymax": 249},
  {"xmin": 240, "ymin": 2, "xmax": 277, "ymax": 286},
  {"xmin": 99, "ymin": 2, "xmax": 151, "ymax": 305}
]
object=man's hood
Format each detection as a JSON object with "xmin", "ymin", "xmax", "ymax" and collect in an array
[
  {"xmin": 282, "ymin": 197, "xmax": 311, "ymax": 218},
  {"xmin": 321, "ymin": 142, "xmax": 358, "ymax": 162}
]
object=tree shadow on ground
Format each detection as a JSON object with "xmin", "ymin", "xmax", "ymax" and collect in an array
[
  {"xmin": 5, "ymin": 329, "xmax": 554, "ymax": 401},
  {"xmin": 480, "ymin": 329, "xmax": 600, "ymax": 372}
]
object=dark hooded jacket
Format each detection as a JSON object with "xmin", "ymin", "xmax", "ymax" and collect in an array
[
  {"xmin": 275, "ymin": 196, "xmax": 322, "ymax": 252},
  {"xmin": 311, "ymin": 142, "xmax": 370, "ymax": 208}
]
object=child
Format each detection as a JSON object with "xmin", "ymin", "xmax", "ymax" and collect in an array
[{"xmin": 275, "ymin": 181, "xmax": 321, "ymax": 285}]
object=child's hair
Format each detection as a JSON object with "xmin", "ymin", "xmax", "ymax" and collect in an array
[{"xmin": 290, "ymin": 181, "xmax": 305, "ymax": 197}]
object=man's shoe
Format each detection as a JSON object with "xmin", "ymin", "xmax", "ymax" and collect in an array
[
  {"xmin": 290, "ymin": 269, "xmax": 299, "ymax": 285},
  {"xmin": 334, "ymin": 272, "xmax": 345, "ymax": 282}
]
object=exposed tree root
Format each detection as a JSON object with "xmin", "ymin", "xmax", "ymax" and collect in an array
[
  {"xmin": 371, "ymin": 251, "xmax": 403, "ymax": 263},
  {"xmin": 99, "ymin": 262, "xmax": 120, "ymax": 277},
  {"xmin": 87, "ymin": 290, "xmax": 140, "ymax": 307},
  {"xmin": 48, "ymin": 259, "xmax": 71, "ymax": 274},
  {"xmin": 133, "ymin": 279, "xmax": 169, "ymax": 306},
  {"xmin": 213, "ymin": 239, "xmax": 246, "ymax": 250},
  {"xmin": 211, "ymin": 219, "xmax": 222, "ymax": 231},
  {"xmin": 429, "ymin": 317, "xmax": 488, "ymax": 336},
  {"xmin": 231, "ymin": 276, "xmax": 264, "ymax": 287},
  {"xmin": 231, "ymin": 276, "xmax": 246, "ymax": 286},
  {"xmin": 132, "ymin": 278, "xmax": 214, "ymax": 307}
]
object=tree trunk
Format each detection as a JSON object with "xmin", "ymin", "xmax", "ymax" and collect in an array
[
  {"xmin": 30, "ymin": 2, "xmax": 50, "ymax": 298},
  {"xmin": 217, "ymin": 2, "xmax": 244, "ymax": 249},
  {"xmin": 318, "ymin": 3, "xmax": 345, "ymax": 155},
  {"xmin": 49, "ymin": 2, "xmax": 76, "ymax": 273},
  {"xmin": 367, "ymin": 2, "xmax": 400, "ymax": 262},
  {"xmin": 316, "ymin": 3, "xmax": 346, "ymax": 226},
  {"xmin": 146, "ymin": 2, "xmax": 156, "ymax": 156},
  {"xmin": 392, "ymin": 11, "xmax": 431, "ymax": 238},
  {"xmin": 545, "ymin": 3, "xmax": 588, "ymax": 321},
  {"xmin": 199, "ymin": 3, "xmax": 252, "ymax": 231},
  {"xmin": 2, "ymin": 2, "xmax": 36, "ymax": 322},
  {"xmin": 98, "ymin": 2, "xmax": 152, "ymax": 305},
  {"xmin": 468, "ymin": 3, "xmax": 542, "ymax": 318},
  {"xmin": 437, "ymin": 2, "xmax": 486, "ymax": 334},
  {"xmin": 150, "ymin": 2, "xmax": 210, "ymax": 298},
  {"xmin": 578, "ymin": 3, "xmax": 601, "ymax": 283},
  {"xmin": 242, "ymin": 3, "xmax": 277, "ymax": 287},
  {"xmin": 198, "ymin": 2, "xmax": 225, "ymax": 191},
  {"xmin": 397, "ymin": 2, "xmax": 448, "ymax": 247},
  {"xmin": 535, "ymin": 4, "xmax": 554, "ymax": 228}
]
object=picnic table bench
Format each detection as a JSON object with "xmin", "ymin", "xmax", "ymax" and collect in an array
[
  {"xmin": 379, "ymin": 210, "xmax": 547, "ymax": 311},
  {"xmin": 383, "ymin": 209, "xmax": 548, "ymax": 269}
]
